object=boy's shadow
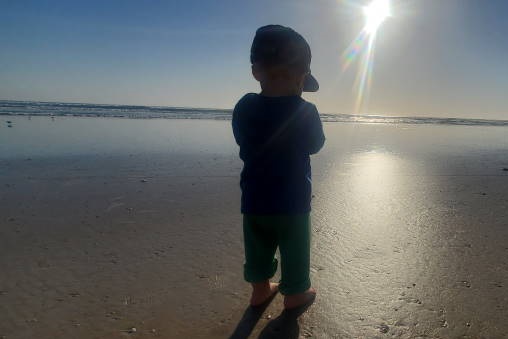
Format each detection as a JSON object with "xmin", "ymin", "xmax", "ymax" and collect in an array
[{"xmin": 229, "ymin": 294, "xmax": 314, "ymax": 339}]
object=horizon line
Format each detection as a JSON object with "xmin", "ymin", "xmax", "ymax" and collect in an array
[{"xmin": 1, "ymin": 98, "xmax": 507, "ymax": 123}]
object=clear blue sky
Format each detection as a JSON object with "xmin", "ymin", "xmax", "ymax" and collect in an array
[{"xmin": 1, "ymin": 0, "xmax": 507, "ymax": 118}]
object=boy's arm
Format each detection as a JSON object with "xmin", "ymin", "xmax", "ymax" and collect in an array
[
  {"xmin": 232, "ymin": 103, "xmax": 243, "ymax": 146},
  {"xmin": 305, "ymin": 105, "xmax": 325, "ymax": 155}
]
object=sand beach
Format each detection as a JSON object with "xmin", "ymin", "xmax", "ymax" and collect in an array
[{"xmin": 1, "ymin": 116, "xmax": 508, "ymax": 338}]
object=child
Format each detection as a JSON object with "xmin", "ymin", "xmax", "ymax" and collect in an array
[{"xmin": 232, "ymin": 25, "xmax": 325, "ymax": 309}]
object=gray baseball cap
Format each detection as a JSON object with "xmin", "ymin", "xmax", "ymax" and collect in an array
[{"xmin": 250, "ymin": 25, "xmax": 319, "ymax": 92}]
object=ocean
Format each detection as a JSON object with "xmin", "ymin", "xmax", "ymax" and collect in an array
[{"xmin": 1, "ymin": 100, "xmax": 508, "ymax": 127}]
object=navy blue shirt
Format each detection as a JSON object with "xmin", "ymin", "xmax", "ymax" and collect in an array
[{"xmin": 232, "ymin": 93, "xmax": 325, "ymax": 214}]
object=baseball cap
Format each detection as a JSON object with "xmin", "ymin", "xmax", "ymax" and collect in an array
[{"xmin": 250, "ymin": 25, "xmax": 319, "ymax": 92}]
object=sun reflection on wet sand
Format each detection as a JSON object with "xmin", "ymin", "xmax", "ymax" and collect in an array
[
  {"xmin": 309, "ymin": 128, "xmax": 508, "ymax": 337},
  {"xmin": 311, "ymin": 151, "xmax": 424, "ymax": 334}
]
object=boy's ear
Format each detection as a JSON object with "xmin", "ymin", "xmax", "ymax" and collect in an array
[{"xmin": 251, "ymin": 64, "xmax": 262, "ymax": 82}]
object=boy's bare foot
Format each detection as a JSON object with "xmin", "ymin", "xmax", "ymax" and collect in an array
[
  {"xmin": 250, "ymin": 281, "xmax": 279, "ymax": 306},
  {"xmin": 283, "ymin": 287, "xmax": 316, "ymax": 309}
]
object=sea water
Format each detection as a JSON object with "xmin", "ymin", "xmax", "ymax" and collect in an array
[{"xmin": 2, "ymin": 100, "xmax": 508, "ymax": 126}]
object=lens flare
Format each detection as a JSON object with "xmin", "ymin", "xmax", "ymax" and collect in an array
[{"xmin": 341, "ymin": 0, "xmax": 391, "ymax": 113}]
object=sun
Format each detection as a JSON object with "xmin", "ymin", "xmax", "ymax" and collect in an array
[{"xmin": 363, "ymin": 0, "xmax": 390, "ymax": 34}]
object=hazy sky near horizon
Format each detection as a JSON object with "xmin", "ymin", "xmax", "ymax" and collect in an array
[{"xmin": 1, "ymin": 0, "xmax": 507, "ymax": 119}]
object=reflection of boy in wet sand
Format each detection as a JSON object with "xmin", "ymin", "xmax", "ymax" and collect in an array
[{"xmin": 232, "ymin": 25, "xmax": 325, "ymax": 309}]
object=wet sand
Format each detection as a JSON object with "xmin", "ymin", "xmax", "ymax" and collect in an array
[{"xmin": 1, "ymin": 117, "xmax": 508, "ymax": 338}]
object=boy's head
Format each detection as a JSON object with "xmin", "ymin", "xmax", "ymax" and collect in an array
[{"xmin": 250, "ymin": 25, "xmax": 319, "ymax": 95}]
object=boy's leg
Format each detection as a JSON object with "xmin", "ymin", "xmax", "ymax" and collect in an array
[
  {"xmin": 242, "ymin": 214, "xmax": 278, "ymax": 284},
  {"xmin": 243, "ymin": 214, "xmax": 279, "ymax": 306},
  {"xmin": 277, "ymin": 214, "xmax": 314, "ymax": 303}
]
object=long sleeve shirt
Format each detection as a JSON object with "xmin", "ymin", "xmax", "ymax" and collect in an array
[{"xmin": 232, "ymin": 93, "xmax": 325, "ymax": 214}]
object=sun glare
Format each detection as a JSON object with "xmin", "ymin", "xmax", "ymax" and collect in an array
[
  {"xmin": 341, "ymin": 0, "xmax": 391, "ymax": 113},
  {"xmin": 363, "ymin": 0, "xmax": 390, "ymax": 34}
]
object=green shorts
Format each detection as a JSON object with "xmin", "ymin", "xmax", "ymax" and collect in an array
[{"xmin": 242, "ymin": 213, "xmax": 311, "ymax": 295}]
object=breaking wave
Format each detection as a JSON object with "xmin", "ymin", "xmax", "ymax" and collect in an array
[{"xmin": 1, "ymin": 100, "xmax": 507, "ymax": 127}]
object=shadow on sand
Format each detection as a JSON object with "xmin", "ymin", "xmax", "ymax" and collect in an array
[{"xmin": 229, "ymin": 294, "xmax": 315, "ymax": 339}]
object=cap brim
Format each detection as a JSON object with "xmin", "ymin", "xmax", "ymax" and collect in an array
[{"xmin": 303, "ymin": 73, "xmax": 319, "ymax": 92}]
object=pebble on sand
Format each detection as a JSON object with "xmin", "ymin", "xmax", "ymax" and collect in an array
[
  {"xmin": 460, "ymin": 280, "xmax": 472, "ymax": 288},
  {"xmin": 378, "ymin": 324, "xmax": 389, "ymax": 333}
]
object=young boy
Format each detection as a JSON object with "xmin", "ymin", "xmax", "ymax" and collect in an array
[{"xmin": 232, "ymin": 25, "xmax": 325, "ymax": 309}]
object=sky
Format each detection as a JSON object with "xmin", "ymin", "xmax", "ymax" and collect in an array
[{"xmin": 1, "ymin": 0, "xmax": 507, "ymax": 119}]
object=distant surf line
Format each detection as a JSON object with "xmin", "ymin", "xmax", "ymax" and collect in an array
[{"xmin": 1, "ymin": 100, "xmax": 508, "ymax": 127}]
